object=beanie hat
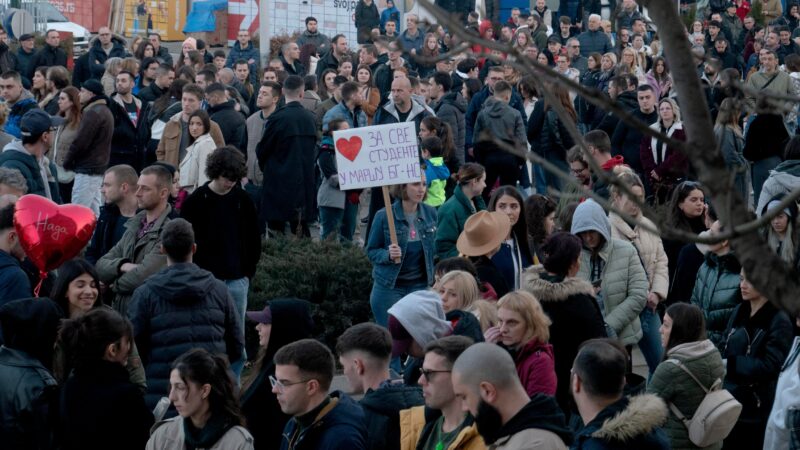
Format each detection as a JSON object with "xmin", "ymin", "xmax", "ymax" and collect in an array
[{"xmin": 81, "ymin": 79, "xmax": 104, "ymax": 97}]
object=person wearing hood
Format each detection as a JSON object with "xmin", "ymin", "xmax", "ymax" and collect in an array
[
  {"xmin": 757, "ymin": 136, "xmax": 800, "ymax": 216},
  {"xmin": 430, "ymin": 72, "xmax": 467, "ymax": 166},
  {"xmin": 275, "ymin": 338, "xmax": 368, "ymax": 450},
  {"xmin": 761, "ymin": 193, "xmax": 800, "ymax": 269},
  {"xmin": 128, "ymin": 218, "xmax": 244, "ymax": 412},
  {"xmin": 297, "ymin": 17, "xmax": 332, "ymax": 56},
  {"xmin": 484, "ymin": 291, "xmax": 557, "ymax": 398},
  {"xmin": 721, "ymin": 269, "xmax": 792, "ymax": 450},
  {"xmin": 522, "ymin": 232, "xmax": 607, "ymax": 416},
  {"xmin": 572, "ymin": 339, "xmax": 670, "ymax": 450},
  {"xmin": 399, "ymin": 336, "xmax": 485, "ymax": 450},
  {"xmin": 388, "ymin": 290, "xmax": 481, "ymax": 386},
  {"xmin": 0, "ymin": 297, "xmax": 63, "ymax": 449},
  {"xmin": 380, "ymin": 0, "xmax": 400, "ymax": 32},
  {"xmin": 647, "ymin": 303, "xmax": 726, "ymax": 450},
  {"xmin": 0, "ymin": 109, "xmax": 62, "ymax": 202},
  {"xmin": 88, "ymin": 27, "xmax": 130, "ymax": 80},
  {"xmin": 241, "ymin": 299, "xmax": 315, "ymax": 450},
  {"xmin": 63, "ymin": 79, "xmax": 114, "ymax": 215},
  {"xmin": 472, "ymin": 80, "xmax": 526, "ymax": 200},
  {"xmin": 205, "ymin": 83, "xmax": 247, "ymax": 153},
  {"xmin": 451, "ymin": 342, "xmax": 573, "ymax": 449},
  {"xmin": 571, "ymin": 199, "xmax": 648, "ymax": 346},
  {"xmin": 337, "ymin": 323, "xmax": 425, "ymax": 450}
]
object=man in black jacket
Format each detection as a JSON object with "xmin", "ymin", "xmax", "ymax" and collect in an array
[
  {"xmin": 611, "ymin": 84, "xmax": 658, "ymax": 176},
  {"xmin": 108, "ymin": 71, "xmax": 145, "ymax": 170},
  {"xmin": 148, "ymin": 32, "xmax": 174, "ymax": 67},
  {"xmin": 0, "ymin": 297, "xmax": 62, "ymax": 448},
  {"xmin": 206, "ymin": 83, "xmax": 247, "ymax": 153},
  {"xmin": 257, "ymin": 75, "xmax": 317, "ymax": 237},
  {"xmin": 592, "ymin": 75, "xmax": 638, "ymax": 135},
  {"xmin": 337, "ymin": 323, "xmax": 424, "ymax": 450},
  {"xmin": 87, "ymin": 27, "xmax": 129, "ymax": 80},
  {"xmin": 180, "ymin": 146, "xmax": 260, "ymax": 377},
  {"xmin": 27, "ymin": 30, "xmax": 67, "ymax": 81},
  {"xmin": 85, "ymin": 164, "xmax": 138, "ymax": 264},
  {"xmin": 452, "ymin": 343, "xmax": 573, "ymax": 448},
  {"xmin": 430, "ymin": 71, "xmax": 466, "ymax": 166},
  {"xmin": 128, "ymin": 218, "xmax": 244, "ymax": 411},
  {"xmin": 136, "ymin": 63, "xmax": 173, "ymax": 104}
]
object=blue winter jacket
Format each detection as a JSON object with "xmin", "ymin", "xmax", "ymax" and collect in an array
[
  {"xmin": 4, "ymin": 97, "xmax": 38, "ymax": 139},
  {"xmin": 280, "ymin": 392, "xmax": 367, "ymax": 450},
  {"xmin": 0, "ymin": 250, "xmax": 30, "ymax": 307},
  {"xmin": 225, "ymin": 41, "xmax": 260, "ymax": 85},
  {"xmin": 322, "ymin": 102, "xmax": 368, "ymax": 132}
]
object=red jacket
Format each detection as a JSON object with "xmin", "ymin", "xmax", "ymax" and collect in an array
[{"xmin": 514, "ymin": 339, "xmax": 557, "ymax": 397}]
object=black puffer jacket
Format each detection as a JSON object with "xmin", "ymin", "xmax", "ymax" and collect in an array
[
  {"xmin": 360, "ymin": 383, "xmax": 424, "ymax": 450},
  {"xmin": 432, "ymin": 92, "xmax": 467, "ymax": 166},
  {"xmin": 240, "ymin": 299, "xmax": 314, "ymax": 450},
  {"xmin": 88, "ymin": 35, "xmax": 129, "ymax": 79},
  {"xmin": 84, "ymin": 203, "xmax": 130, "ymax": 265},
  {"xmin": 0, "ymin": 298, "xmax": 63, "ymax": 450},
  {"xmin": 723, "ymin": 300, "xmax": 792, "ymax": 424},
  {"xmin": 129, "ymin": 263, "xmax": 244, "ymax": 410},
  {"xmin": 108, "ymin": 94, "xmax": 145, "ymax": 171},
  {"xmin": 208, "ymin": 99, "xmax": 247, "ymax": 153}
]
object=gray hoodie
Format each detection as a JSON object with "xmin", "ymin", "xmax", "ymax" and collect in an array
[
  {"xmin": 570, "ymin": 199, "xmax": 611, "ymax": 242},
  {"xmin": 0, "ymin": 140, "xmax": 52, "ymax": 200},
  {"xmin": 387, "ymin": 290, "xmax": 452, "ymax": 348},
  {"xmin": 473, "ymin": 96, "xmax": 527, "ymax": 149}
]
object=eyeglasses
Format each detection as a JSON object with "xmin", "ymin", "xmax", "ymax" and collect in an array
[
  {"xmin": 419, "ymin": 368, "xmax": 452, "ymax": 380},
  {"xmin": 269, "ymin": 375, "xmax": 312, "ymax": 392}
]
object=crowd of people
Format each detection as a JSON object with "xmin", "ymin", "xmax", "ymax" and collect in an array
[{"xmin": 1, "ymin": 0, "xmax": 800, "ymax": 448}]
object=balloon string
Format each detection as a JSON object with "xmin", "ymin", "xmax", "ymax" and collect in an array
[{"xmin": 33, "ymin": 271, "xmax": 47, "ymax": 297}]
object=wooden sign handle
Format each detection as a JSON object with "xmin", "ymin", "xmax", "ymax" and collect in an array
[{"xmin": 382, "ymin": 185, "xmax": 401, "ymax": 264}]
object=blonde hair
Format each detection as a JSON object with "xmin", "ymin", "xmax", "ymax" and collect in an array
[
  {"xmin": 470, "ymin": 299, "xmax": 498, "ymax": 332},
  {"xmin": 497, "ymin": 291, "xmax": 551, "ymax": 344},
  {"xmin": 658, "ymin": 97, "xmax": 681, "ymax": 123},
  {"xmin": 438, "ymin": 270, "xmax": 481, "ymax": 311}
]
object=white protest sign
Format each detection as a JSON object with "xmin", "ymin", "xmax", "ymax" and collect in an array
[{"xmin": 333, "ymin": 122, "xmax": 422, "ymax": 190}]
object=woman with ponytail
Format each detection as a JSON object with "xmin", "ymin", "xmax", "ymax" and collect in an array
[
  {"xmin": 58, "ymin": 308, "xmax": 153, "ymax": 450},
  {"xmin": 147, "ymin": 348, "xmax": 254, "ymax": 449}
]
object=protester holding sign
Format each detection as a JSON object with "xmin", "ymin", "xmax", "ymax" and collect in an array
[{"xmin": 366, "ymin": 177, "xmax": 437, "ymax": 327}]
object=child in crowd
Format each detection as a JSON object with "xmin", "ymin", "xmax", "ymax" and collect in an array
[{"xmin": 421, "ymin": 136, "xmax": 449, "ymax": 208}]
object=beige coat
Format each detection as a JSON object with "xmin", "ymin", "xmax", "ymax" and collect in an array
[
  {"xmin": 146, "ymin": 416, "xmax": 254, "ymax": 450},
  {"xmin": 608, "ymin": 213, "xmax": 669, "ymax": 299},
  {"xmin": 488, "ymin": 428, "xmax": 567, "ymax": 450},
  {"xmin": 156, "ymin": 111, "xmax": 225, "ymax": 167}
]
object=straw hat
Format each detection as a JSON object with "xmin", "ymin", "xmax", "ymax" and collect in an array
[{"xmin": 456, "ymin": 211, "xmax": 511, "ymax": 257}]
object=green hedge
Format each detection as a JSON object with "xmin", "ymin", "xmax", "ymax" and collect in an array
[{"xmin": 247, "ymin": 237, "xmax": 374, "ymax": 353}]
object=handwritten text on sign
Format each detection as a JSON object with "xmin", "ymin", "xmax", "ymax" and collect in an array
[{"xmin": 333, "ymin": 122, "xmax": 421, "ymax": 190}]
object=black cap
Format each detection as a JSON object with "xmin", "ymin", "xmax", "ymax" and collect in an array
[
  {"xmin": 18, "ymin": 33, "xmax": 34, "ymax": 41},
  {"xmin": 80, "ymin": 79, "xmax": 105, "ymax": 97},
  {"xmin": 20, "ymin": 110, "xmax": 63, "ymax": 137}
]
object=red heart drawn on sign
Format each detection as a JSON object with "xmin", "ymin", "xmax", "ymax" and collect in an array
[{"xmin": 336, "ymin": 136, "xmax": 362, "ymax": 162}]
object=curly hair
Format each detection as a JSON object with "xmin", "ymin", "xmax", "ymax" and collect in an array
[
  {"xmin": 524, "ymin": 194, "xmax": 557, "ymax": 248},
  {"xmin": 205, "ymin": 145, "xmax": 246, "ymax": 181}
]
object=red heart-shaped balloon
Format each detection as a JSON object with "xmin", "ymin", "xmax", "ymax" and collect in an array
[
  {"xmin": 336, "ymin": 136, "xmax": 363, "ymax": 162},
  {"xmin": 14, "ymin": 195, "xmax": 97, "ymax": 274}
]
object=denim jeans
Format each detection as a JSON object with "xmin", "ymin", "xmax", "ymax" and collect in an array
[
  {"xmin": 225, "ymin": 277, "xmax": 249, "ymax": 381},
  {"xmin": 320, "ymin": 202, "xmax": 359, "ymax": 242},
  {"xmin": 638, "ymin": 307, "xmax": 663, "ymax": 378},
  {"xmin": 72, "ymin": 174, "xmax": 103, "ymax": 216},
  {"xmin": 370, "ymin": 282, "xmax": 429, "ymax": 327},
  {"xmin": 533, "ymin": 164, "xmax": 547, "ymax": 195}
]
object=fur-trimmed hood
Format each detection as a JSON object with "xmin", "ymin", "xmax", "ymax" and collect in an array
[
  {"xmin": 522, "ymin": 265, "xmax": 595, "ymax": 303},
  {"xmin": 590, "ymin": 394, "xmax": 668, "ymax": 442}
]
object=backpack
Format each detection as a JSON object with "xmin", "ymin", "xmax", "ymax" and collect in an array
[{"xmin": 665, "ymin": 359, "xmax": 742, "ymax": 447}]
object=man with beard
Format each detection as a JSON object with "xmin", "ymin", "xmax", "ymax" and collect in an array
[
  {"xmin": 399, "ymin": 336, "xmax": 485, "ymax": 450},
  {"xmin": 571, "ymin": 339, "xmax": 670, "ymax": 449},
  {"xmin": 451, "ymin": 343, "xmax": 572, "ymax": 449}
]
